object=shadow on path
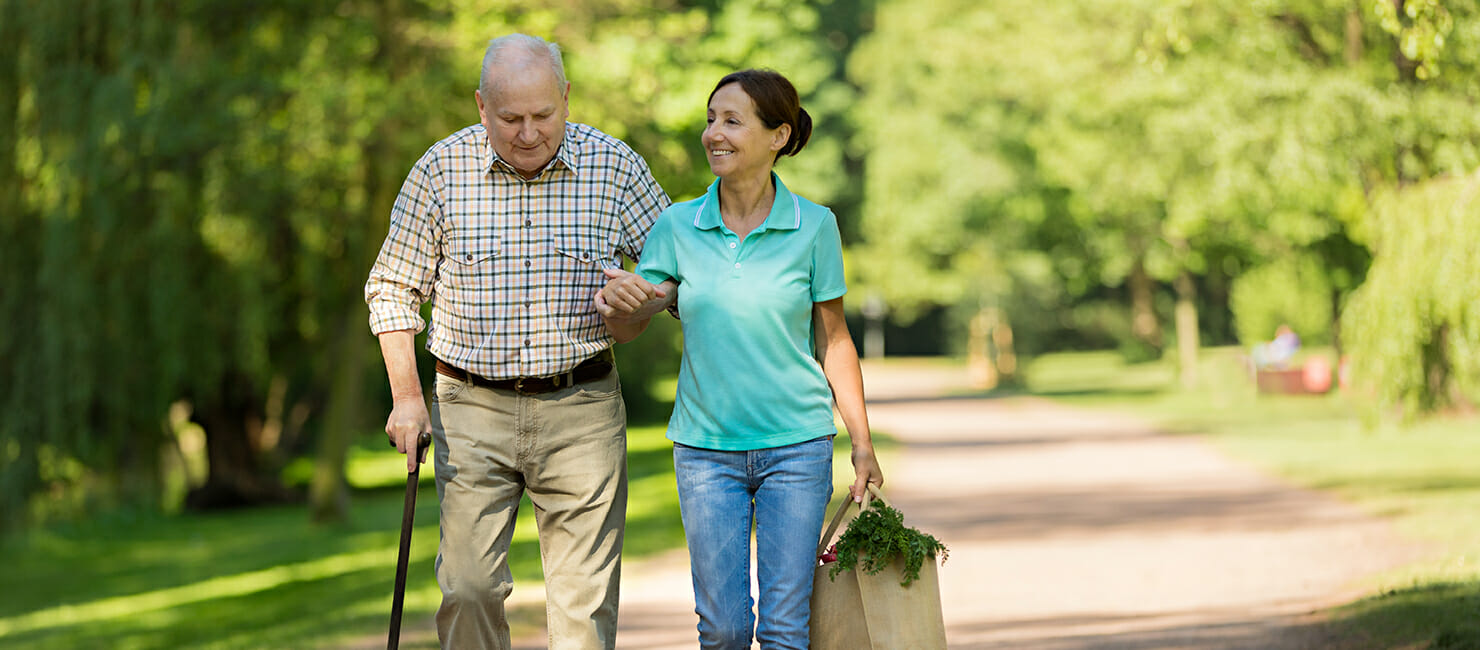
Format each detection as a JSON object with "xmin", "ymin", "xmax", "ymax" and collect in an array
[{"xmin": 489, "ymin": 361, "xmax": 1419, "ymax": 650}]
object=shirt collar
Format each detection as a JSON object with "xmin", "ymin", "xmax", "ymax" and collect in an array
[
  {"xmin": 692, "ymin": 172, "xmax": 801, "ymax": 233},
  {"xmin": 482, "ymin": 124, "xmax": 580, "ymax": 178}
]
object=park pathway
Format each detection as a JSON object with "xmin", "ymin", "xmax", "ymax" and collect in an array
[{"xmin": 505, "ymin": 361, "xmax": 1416, "ymax": 649}]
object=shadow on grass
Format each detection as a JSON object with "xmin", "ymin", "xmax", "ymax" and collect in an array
[{"xmin": 1321, "ymin": 581, "xmax": 1480, "ymax": 649}]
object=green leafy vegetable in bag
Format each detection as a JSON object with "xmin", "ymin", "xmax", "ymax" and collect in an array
[{"xmin": 828, "ymin": 500, "xmax": 947, "ymax": 586}]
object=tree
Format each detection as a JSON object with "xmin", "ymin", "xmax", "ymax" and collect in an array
[{"xmin": 1342, "ymin": 171, "xmax": 1480, "ymax": 418}]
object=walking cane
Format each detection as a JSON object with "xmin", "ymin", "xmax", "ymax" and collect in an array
[{"xmin": 388, "ymin": 431, "xmax": 432, "ymax": 650}]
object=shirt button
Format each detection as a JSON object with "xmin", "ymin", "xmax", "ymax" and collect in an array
[
  {"xmin": 523, "ymin": 339, "xmax": 531, "ymax": 346},
  {"xmin": 728, "ymin": 242, "xmax": 736, "ymax": 249},
  {"xmin": 524, "ymin": 259, "xmax": 531, "ymax": 267},
  {"xmin": 581, "ymin": 253, "xmax": 590, "ymax": 261},
  {"xmin": 734, "ymin": 262, "xmax": 741, "ymax": 269},
  {"xmin": 524, "ymin": 220, "xmax": 531, "ymax": 226},
  {"xmin": 465, "ymin": 254, "xmax": 473, "ymax": 261}
]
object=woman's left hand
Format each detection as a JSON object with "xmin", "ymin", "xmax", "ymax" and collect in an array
[
  {"xmin": 600, "ymin": 268, "xmax": 665, "ymax": 317},
  {"xmin": 849, "ymin": 444, "xmax": 884, "ymax": 503}
]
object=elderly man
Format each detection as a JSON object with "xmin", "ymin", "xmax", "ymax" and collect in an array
[{"xmin": 365, "ymin": 33, "xmax": 674, "ymax": 649}]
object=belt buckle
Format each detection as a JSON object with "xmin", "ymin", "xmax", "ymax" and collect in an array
[{"xmin": 514, "ymin": 377, "xmax": 528, "ymax": 394}]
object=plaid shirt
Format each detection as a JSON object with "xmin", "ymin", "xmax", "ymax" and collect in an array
[{"xmin": 365, "ymin": 122, "xmax": 670, "ymax": 379}]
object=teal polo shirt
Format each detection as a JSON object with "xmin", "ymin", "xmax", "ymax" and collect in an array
[{"xmin": 635, "ymin": 174, "xmax": 847, "ymax": 451}]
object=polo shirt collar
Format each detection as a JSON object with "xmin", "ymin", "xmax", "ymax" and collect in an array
[
  {"xmin": 692, "ymin": 172, "xmax": 802, "ymax": 233},
  {"xmin": 483, "ymin": 124, "xmax": 580, "ymax": 178}
]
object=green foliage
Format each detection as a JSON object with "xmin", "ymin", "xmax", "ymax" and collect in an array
[
  {"xmin": 1230, "ymin": 253, "xmax": 1334, "ymax": 348},
  {"xmin": 848, "ymin": 0, "xmax": 1480, "ymax": 400},
  {"xmin": 1342, "ymin": 172, "xmax": 1480, "ymax": 419},
  {"xmin": 7, "ymin": 0, "xmax": 1480, "ymax": 531},
  {"xmin": 614, "ymin": 312, "xmax": 683, "ymax": 423},
  {"xmin": 0, "ymin": 0, "xmax": 860, "ymax": 528},
  {"xmin": 829, "ymin": 499, "xmax": 947, "ymax": 587}
]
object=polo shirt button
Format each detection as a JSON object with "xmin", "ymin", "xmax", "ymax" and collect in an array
[{"xmin": 728, "ymin": 242, "xmax": 736, "ymax": 249}]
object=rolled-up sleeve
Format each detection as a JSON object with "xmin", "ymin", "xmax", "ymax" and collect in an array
[
  {"xmin": 616, "ymin": 155, "xmax": 671, "ymax": 261},
  {"xmin": 365, "ymin": 159, "xmax": 441, "ymax": 335}
]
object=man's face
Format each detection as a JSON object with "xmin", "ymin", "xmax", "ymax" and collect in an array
[{"xmin": 477, "ymin": 62, "xmax": 569, "ymax": 180}]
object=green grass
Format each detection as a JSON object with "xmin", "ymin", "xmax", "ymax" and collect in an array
[
  {"xmin": 1, "ymin": 412, "xmax": 877, "ymax": 648},
  {"xmin": 0, "ymin": 425, "xmax": 678, "ymax": 648},
  {"xmin": 1022, "ymin": 347, "xmax": 1480, "ymax": 649}
]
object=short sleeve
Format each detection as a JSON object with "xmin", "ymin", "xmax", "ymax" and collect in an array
[
  {"xmin": 810, "ymin": 210, "xmax": 847, "ymax": 302},
  {"xmin": 634, "ymin": 207, "xmax": 679, "ymax": 286}
]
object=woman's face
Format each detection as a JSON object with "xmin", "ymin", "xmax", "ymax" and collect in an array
[{"xmin": 703, "ymin": 83, "xmax": 788, "ymax": 180}]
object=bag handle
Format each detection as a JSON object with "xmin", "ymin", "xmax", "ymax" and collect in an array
[{"xmin": 816, "ymin": 484, "xmax": 892, "ymax": 558}]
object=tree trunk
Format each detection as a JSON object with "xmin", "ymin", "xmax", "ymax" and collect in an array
[
  {"xmin": 1129, "ymin": 257, "xmax": 1161, "ymax": 350},
  {"xmin": 1174, "ymin": 271, "xmax": 1200, "ymax": 390},
  {"xmin": 186, "ymin": 373, "xmax": 297, "ymax": 510},
  {"xmin": 861, "ymin": 294, "xmax": 886, "ymax": 359},
  {"xmin": 968, "ymin": 306, "xmax": 998, "ymax": 390},
  {"xmin": 1390, "ymin": 0, "xmax": 1421, "ymax": 83},
  {"xmin": 1345, "ymin": 6, "xmax": 1364, "ymax": 65},
  {"xmin": 993, "ymin": 313, "xmax": 1018, "ymax": 383},
  {"xmin": 309, "ymin": 313, "xmax": 369, "ymax": 523},
  {"xmin": 1331, "ymin": 287, "xmax": 1345, "ymax": 356}
]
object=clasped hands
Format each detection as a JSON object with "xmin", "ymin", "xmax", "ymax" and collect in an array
[{"xmin": 594, "ymin": 268, "xmax": 667, "ymax": 321}]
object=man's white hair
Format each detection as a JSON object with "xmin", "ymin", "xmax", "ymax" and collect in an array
[{"xmin": 479, "ymin": 34, "xmax": 566, "ymax": 98}]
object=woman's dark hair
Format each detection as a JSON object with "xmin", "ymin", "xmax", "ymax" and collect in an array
[{"xmin": 709, "ymin": 69, "xmax": 812, "ymax": 160}]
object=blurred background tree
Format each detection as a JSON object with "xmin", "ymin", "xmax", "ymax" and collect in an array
[{"xmin": 2, "ymin": 0, "xmax": 1477, "ymax": 533}]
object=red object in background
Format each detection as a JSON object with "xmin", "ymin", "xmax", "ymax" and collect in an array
[{"xmin": 1302, "ymin": 356, "xmax": 1333, "ymax": 393}]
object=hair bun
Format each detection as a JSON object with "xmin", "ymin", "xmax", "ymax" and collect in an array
[{"xmin": 787, "ymin": 107, "xmax": 813, "ymax": 157}]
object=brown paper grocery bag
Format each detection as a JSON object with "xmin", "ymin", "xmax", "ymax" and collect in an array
[{"xmin": 809, "ymin": 485, "xmax": 947, "ymax": 650}]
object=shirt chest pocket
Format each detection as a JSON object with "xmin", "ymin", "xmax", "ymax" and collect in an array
[
  {"xmin": 552, "ymin": 234, "xmax": 618, "ymax": 269},
  {"xmin": 445, "ymin": 237, "xmax": 501, "ymax": 283}
]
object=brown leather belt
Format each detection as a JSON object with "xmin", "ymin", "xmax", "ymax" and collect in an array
[{"xmin": 434, "ymin": 349, "xmax": 614, "ymax": 395}]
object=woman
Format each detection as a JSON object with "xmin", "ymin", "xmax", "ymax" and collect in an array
[{"xmin": 597, "ymin": 69, "xmax": 883, "ymax": 649}]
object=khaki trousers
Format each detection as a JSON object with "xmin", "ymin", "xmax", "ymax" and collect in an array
[{"xmin": 429, "ymin": 368, "xmax": 627, "ymax": 650}]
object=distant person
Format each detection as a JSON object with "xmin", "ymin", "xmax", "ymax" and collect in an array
[
  {"xmin": 595, "ymin": 69, "xmax": 883, "ymax": 649},
  {"xmin": 364, "ymin": 33, "xmax": 673, "ymax": 649},
  {"xmin": 1252, "ymin": 324, "xmax": 1301, "ymax": 370}
]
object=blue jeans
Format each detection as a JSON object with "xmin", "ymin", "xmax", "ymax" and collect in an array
[{"xmin": 673, "ymin": 436, "xmax": 834, "ymax": 650}]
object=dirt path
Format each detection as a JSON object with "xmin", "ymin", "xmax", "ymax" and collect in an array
[{"xmin": 502, "ymin": 362, "xmax": 1417, "ymax": 649}]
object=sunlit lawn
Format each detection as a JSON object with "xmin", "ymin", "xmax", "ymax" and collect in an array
[
  {"xmin": 0, "ymin": 424, "xmax": 682, "ymax": 648},
  {"xmin": 1, "ymin": 410, "xmax": 872, "ymax": 648},
  {"xmin": 1024, "ymin": 347, "xmax": 1480, "ymax": 648}
]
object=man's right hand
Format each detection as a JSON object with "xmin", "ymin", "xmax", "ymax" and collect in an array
[{"xmin": 386, "ymin": 398, "xmax": 432, "ymax": 472}]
